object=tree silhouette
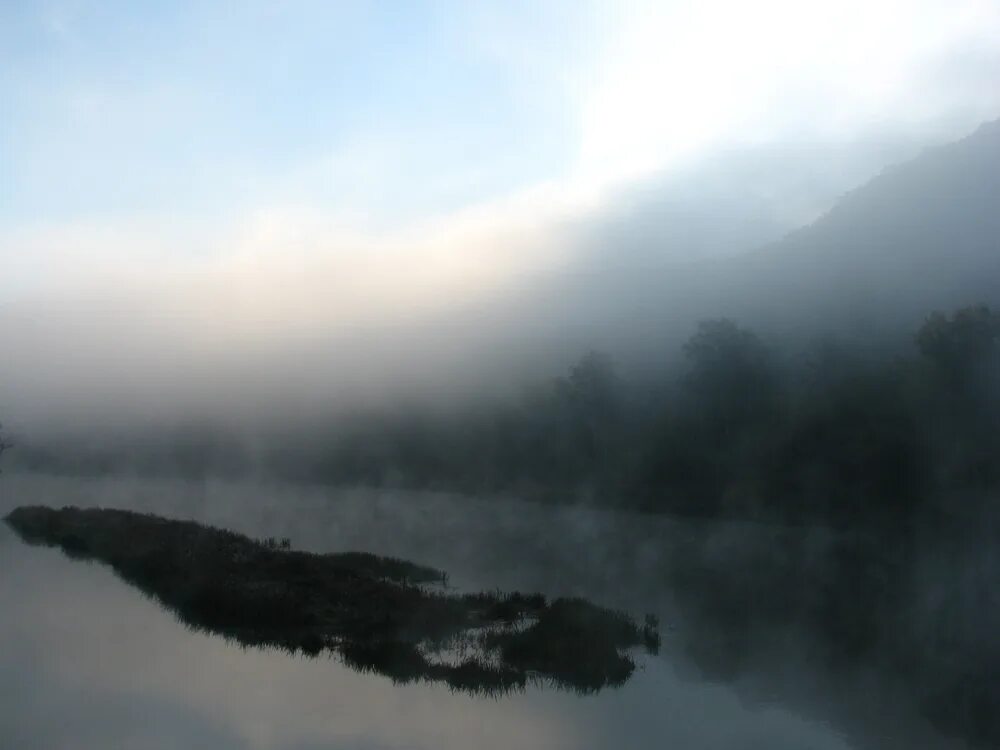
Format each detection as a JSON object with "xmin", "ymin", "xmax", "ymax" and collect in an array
[
  {"xmin": 682, "ymin": 318, "xmax": 777, "ymax": 436},
  {"xmin": 0, "ymin": 423, "xmax": 10, "ymax": 472},
  {"xmin": 916, "ymin": 304, "xmax": 1000, "ymax": 386}
]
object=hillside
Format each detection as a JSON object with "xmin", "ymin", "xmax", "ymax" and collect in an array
[
  {"xmin": 737, "ymin": 118, "xmax": 1000, "ymax": 334},
  {"xmin": 492, "ymin": 119, "xmax": 1000, "ymax": 366}
]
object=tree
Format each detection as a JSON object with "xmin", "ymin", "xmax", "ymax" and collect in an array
[
  {"xmin": 916, "ymin": 304, "xmax": 1000, "ymax": 386},
  {"xmin": 682, "ymin": 318, "xmax": 777, "ymax": 435},
  {"xmin": 562, "ymin": 351, "xmax": 621, "ymax": 478},
  {"xmin": 770, "ymin": 369, "xmax": 925, "ymax": 522},
  {"xmin": 916, "ymin": 304, "xmax": 1000, "ymax": 489},
  {"xmin": 0, "ymin": 423, "xmax": 10, "ymax": 472},
  {"xmin": 634, "ymin": 320, "xmax": 779, "ymax": 515},
  {"xmin": 562, "ymin": 350, "xmax": 619, "ymax": 424},
  {"xmin": 520, "ymin": 351, "xmax": 621, "ymax": 489}
]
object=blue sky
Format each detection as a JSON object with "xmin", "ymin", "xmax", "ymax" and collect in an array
[
  {"xmin": 1, "ymin": 2, "xmax": 594, "ymax": 228},
  {"xmin": 2, "ymin": 0, "xmax": 999, "ymax": 306},
  {"xmin": 2, "ymin": 0, "xmax": 1000, "ymax": 427}
]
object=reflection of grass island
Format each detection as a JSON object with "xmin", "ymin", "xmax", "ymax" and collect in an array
[{"xmin": 5, "ymin": 505, "xmax": 658, "ymax": 694}]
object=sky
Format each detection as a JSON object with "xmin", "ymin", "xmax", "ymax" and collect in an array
[{"xmin": 2, "ymin": 0, "xmax": 1000, "ymax": 426}]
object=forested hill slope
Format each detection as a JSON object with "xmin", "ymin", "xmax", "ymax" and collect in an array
[
  {"xmin": 730, "ymin": 118, "xmax": 1000, "ymax": 334},
  {"xmin": 503, "ymin": 119, "xmax": 1000, "ymax": 363}
]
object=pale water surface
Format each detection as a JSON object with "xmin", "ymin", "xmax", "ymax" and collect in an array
[{"xmin": 0, "ymin": 474, "xmax": 970, "ymax": 750}]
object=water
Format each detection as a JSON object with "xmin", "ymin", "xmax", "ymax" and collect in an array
[{"xmin": 0, "ymin": 474, "xmax": 971, "ymax": 749}]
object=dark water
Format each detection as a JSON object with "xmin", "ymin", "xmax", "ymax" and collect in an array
[{"xmin": 0, "ymin": 475, "xmax": 970, "ymax": 750}]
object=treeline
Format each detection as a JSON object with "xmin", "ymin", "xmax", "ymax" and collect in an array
[
  {"xmin": 264, "ymin": 303, "xmax": 1000, "ymax": 526},
  {"xmin": 11, "ymin": 303, "xmax": 1000, "ymax": 527}
]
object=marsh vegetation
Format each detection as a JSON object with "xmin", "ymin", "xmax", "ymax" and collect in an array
[{"xmin": 4, "ymin": 505, "xmax": 659, "ymax": 695}]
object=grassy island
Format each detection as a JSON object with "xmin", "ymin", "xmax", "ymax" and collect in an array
[{"xmin": 5, "ymin": 505, "xmax": 659, "ymax": 694}]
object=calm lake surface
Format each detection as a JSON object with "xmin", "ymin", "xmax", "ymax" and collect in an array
[{"xmin": 0, "ymin": 474, "xmax": 971, "ymax": 750}]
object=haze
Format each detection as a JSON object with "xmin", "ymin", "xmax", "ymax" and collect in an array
[
  {"xmin": 2, "ymin": 0, "xmax": 1000, "ymax": 432},
  {"xmin": 4, "ymin": 4, "xmax": 1000, "ymax": 750}
]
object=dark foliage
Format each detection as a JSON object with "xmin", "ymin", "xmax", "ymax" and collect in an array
[
  {"xmin": 5, "ymin": 303, "xmax": 999, "ymax": 744},
  {"xmin": 3, "ymin": 506, "xmax": 657, "ymax": 696},
  {"xmin": 0, "ymin": 423, "xmax": 11, "ymax": 472},
  {"xmin": 20, "ymin": 303, "xmax": 983, "ymax": 531}
]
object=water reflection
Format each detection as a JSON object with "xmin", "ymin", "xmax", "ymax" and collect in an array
[
  {"xmin": 0, "ymin": 475, "xmax": 973, "ymax": 749},
  {"xmin": 6, "ymin": 505, "xmax": 658, "ymax": 696}
]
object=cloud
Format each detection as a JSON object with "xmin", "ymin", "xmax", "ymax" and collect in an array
[
  {"xmin": 2, "ymin": 0, "xmax": 1000, "ymax": 431},
  {"xmin": 571, "ymin": 0, "xmax": 1000, "ymax": 192}
]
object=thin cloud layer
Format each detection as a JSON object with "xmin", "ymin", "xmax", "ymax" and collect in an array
[{"xmin": 1, "ymin": 0, "xmax": 999, "ymax": 430}]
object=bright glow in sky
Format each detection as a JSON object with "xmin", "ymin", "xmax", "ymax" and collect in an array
[{"xmin": 2, "ymin": 0, "xmax": 999, "ymax": 323}]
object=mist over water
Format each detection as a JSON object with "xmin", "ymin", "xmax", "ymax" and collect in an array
[
  {"xmin": 4, "ymin": 3, "xmax": 1000, "ymax": 748},
  {"xmin": 3, "ymin": 124, "xmax": 1000, "ymax": 747},
  {"xmin": 0, "ymin": 474, "xmax": 976, "ymax": 750}
]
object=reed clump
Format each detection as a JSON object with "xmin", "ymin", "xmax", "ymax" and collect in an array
[{"xmin": 5, "ymin": 505, "xmax": 658, "ymax": 695}]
